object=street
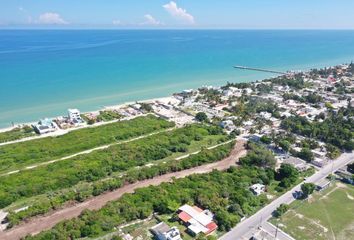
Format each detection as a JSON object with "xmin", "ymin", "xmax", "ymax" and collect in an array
[{"xmin": 219, "ymin": 152, "xmax": 354, "ymax": 240}]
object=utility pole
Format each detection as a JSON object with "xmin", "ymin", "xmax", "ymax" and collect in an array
[{"xmin": 274, "ymin": 222, "xmax": 279, "ymax": 240}]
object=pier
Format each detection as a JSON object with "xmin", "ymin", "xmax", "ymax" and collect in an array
[{"xmin": 234, "ymin": 65, "xmax": 287, "ymax": 75}]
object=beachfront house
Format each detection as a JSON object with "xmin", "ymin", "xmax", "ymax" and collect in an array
[
  {"xmin": 68, "ymin": 108, "xmax": 85, "ymax": 126},
  {"xmin": 32, "ymin": 118, "xmax": 57, "ymax": 134},
  {"xmin": 177, "ymin": 204, "xmax": 218, "ymax": 236},
  {"xmin": 151, "ymin": 222, "xmax": 182, "ymax": 240}
]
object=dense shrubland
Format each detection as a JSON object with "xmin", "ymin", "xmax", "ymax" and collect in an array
[{"xmin": 0, "ymin": 115, "xmax": 174, "ymax": 173}]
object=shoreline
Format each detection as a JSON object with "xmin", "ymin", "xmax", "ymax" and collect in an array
[
  {"xmin": 0, "ymin": 96, "xmax": 174, "ymax": 133},
  {"xmin": 0, "ymin": 60, "xmax": 351, "ymax": 133}
]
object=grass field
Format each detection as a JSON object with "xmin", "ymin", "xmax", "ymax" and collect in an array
[{"xmin": 271, "ymin": 181, "xmax": 354, "ymax": 240}]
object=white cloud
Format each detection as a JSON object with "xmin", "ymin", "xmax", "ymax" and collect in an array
[
  {"xmin": 163, "ymin": 1, "xmax": 195, "ymax": 24},
  {"xmin": 112, "ymin": 20, "xmax": 122, "ymax": 26},
  {"xmin": 38, "ymin": 12, "xmax": 68, "ymax": 25},
  {"xmin": 142, "ymin": 14, "xmax": 162, "ymax": 26}
]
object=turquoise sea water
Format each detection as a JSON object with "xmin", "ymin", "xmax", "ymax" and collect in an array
[{"xmin": 1, "ymin": 30, "xmax": 354, "ymax": 128}]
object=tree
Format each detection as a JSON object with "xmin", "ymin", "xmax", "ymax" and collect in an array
[
  {"xmin": 297, "ymin": 148, "xmax": 314, "ymax": 162},
  {"xmin": 274, "ymin": 204, "xmax": 289, "ymax": 217},
  {"xmin": 277, "ymin": 163, "xmax": 299, "ymax": 181},
  {"xmin": 278, "ymin": 140, "xmax": 290, "ymax": 152},
  {"xmin": 260, "ymin": 135, "xmax": 272, "ymax": 144},
  {"xmin": 301, "ymin": 183, "xmax": 316, "ymax": 197},
  {"xmin": 348, "ymin": 163, "xmax": 354, "ymax": 174},
  {"xmin": 326, "ymin": 144, "xmax": 341, "ymax": 159},
  {"xmin": 139, "ymin": 103, "xmax": 153, "ymax": 112},
  {"xmin": 195, "ymin": 112, "xmax": 208, "ymax": 122}
]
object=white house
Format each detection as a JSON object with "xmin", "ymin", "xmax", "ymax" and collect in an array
[
  {"xmin": 68, "ymin": 109, "xmax": 84, "ymax": 125},
  {"xmin": 151, "ymin": 222, "xmax": 182, "ymax": 240},
  {"xmin": 250, "ymin": 183, "xmax": 265, "ymax": 196},
  {"xmin": 32, "ymin": 118, "xmax": 57, "ymax": 134}
]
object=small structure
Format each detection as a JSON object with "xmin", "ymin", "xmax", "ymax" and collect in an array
[
  {"xmin": 311, "ymin": 157, "xmax": 329, "ymax": 168},
  {"xmin": 316, "ymin": 179, "xmax": 331, "ymax": 191},
  {"xmin": 177, "ymin": 204, "xmax": 217, "ymax": 236},
  {"xmin": 68, "ymin": 108, "xmax": 84, "ymax": 126},
  {"xmin": 151, "ymin": 222, "xmax": 182, "ymax": 240},
  {"xmin": 283, "ymin": 156, "xmax": 307, "ymax": 172},
  {"xmin": 250, "ymin": 183, "xmax": 265, "ymax": 196},
  {"xmin": 32, "ymin": 118, "xmax": 57, "ymax": 134},
  {"xmin": 219, "ymin": 120, "xmax": 236, "ymax": 131}
]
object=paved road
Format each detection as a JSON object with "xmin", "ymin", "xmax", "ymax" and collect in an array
[
  {"xmin": 240, "ymin": 221, "xmax": 295, "ymax": 240},
  {"xmin": 220, "ymin": 152, "xmax": 354, "ymax": 240},
  {"xmin": 0, "ymin": 141, "xmax": 247, "ymax": 240}
]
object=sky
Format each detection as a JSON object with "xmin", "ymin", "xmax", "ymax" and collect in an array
[{"xmin": 0, "ymin": 0, "xmax": 354, "ymax": 29}]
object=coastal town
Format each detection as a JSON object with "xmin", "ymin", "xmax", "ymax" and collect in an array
[{"xmin": 0, "ymin": 63, "xmax": 353, "ymax": 240}]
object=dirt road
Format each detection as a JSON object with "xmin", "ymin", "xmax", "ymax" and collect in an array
[{"xmin": 0, "ymin": 140, "xmax": 246, "ymax": 240}]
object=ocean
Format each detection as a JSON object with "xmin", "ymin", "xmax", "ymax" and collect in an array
[{"xmin": 0, "ymin": 30, "xmax": 354, "ymax": 128}]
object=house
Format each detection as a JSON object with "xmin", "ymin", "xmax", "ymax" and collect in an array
[
  {"xmin": 219, "ymin": 120, "xmax": 235, "ymax": 131},
  {"xmin": 250, "ymin": 183, "xmax": 265, "ymax": 196},
  {"xmin": 151, "ymin": 222, "xmax": 182, "ymax": 240},
  {"xmin": 283, "ymin": 156, "xmax": 307, "ymax": 172},
  {"xmin": 177, "ymin": 205, "xmax": 218, "ymax": 236},
  {"xmin": 32, "ymin": 118, "xmax": 57, "ymax": 134},
  {"xmin": 316, "ymin": 179, "xmax": 331, "ymax": 191},
  {"xmin": 311, "ymin": 157, "xmax": 329, "ymax": 168},
  {"xmin": 68, "ymin": 108, "xmax": 85, "ymax": 125}
]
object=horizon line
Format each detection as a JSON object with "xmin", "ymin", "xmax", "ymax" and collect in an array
[{"xmin": 1, "ymin": 28, "xmax": 354, "ymax": 31}]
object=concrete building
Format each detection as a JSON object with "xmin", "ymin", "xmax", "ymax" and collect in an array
[
  {"xmin": 68, "ymin": 108, "xmax": 84, "ymax": 125},
  {"xmin": 151, "ymin": 222, "xmax": 182, "ymax": 240},
  {"xmin": 283, "ymin": 156, "xmax": 307, "ymax": 172},
  {"xmin": 177, "ymin": 204, "xmax": 217, "ymax": 236},
  {"xmin": 250, "ymin": 183, "xmax": 266, "ymax": 196},
  {"xmin": 32, "ymin": 118, "xmax": 57, "ymax": 134}
]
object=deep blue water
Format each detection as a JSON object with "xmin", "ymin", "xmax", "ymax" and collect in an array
[{"xmin": 1, "ymin": 30, "xmax": 354, "ymax": 128}]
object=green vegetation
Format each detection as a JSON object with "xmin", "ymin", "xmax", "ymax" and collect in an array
[
  {"xmin": 6, "ymin": 142, "xmax": 233, "ymax": 228},
  {"xmin": 270, "ymin": 75, "xmax": 309, "ymax": 89},
  {"xmin": 139, "ymin": 103, "xmax": 153, "ymax": 112},
  {"xmin": 0, "ymin": 125, "xmax": 35, "ymax": 143},
  {"xmin": 281, "ymin": 108, "xmax": 354, "ymax": 151},
  {"xmin": 0, "ymin": 115, "xmax": 174, "ymax": 173},
  {"xmin": 195, "ymin": 112, "xmax": 208, "ymax": 122},
  {"xmin": 282, "ymin": 92, "xmax": 323, "ymax": 104},
  {"xmin": 230, "ymin": 97, "xmax": 279, "ymax": 119},
  {"xmin": 271, "ymin": 182, "xmax": 354, "ymax": 240},
  {"xmin": 0, "ymin": 124, "xmax": 225, "ymax": 208},
  {"xmin": 296, "ymin": 147, "xmax": 314, "ymax": 162},
  {"xmin": 301, "ymin": 183, "xmax": 316, "ymax": 197},
  {"xmin": 274, "ymin": 203, "xmax": 289, "ymax": 217},
  {"xmin": 240, "ymin": 142, "xmax": 276, "ymax": 169},
  {"xmin": 96, "ymin": 110, "xmax": 123, "ymax": 122},
  {"xmin": 25, "ymin": 166, "xmax": 273, "ymax": 240},
  {"xmin": 275, "ymin": 163, "xmax": 299, "ymax": 191}
]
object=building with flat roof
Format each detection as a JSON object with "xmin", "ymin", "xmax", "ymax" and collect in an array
[
  {"xmin": 32, "ymin": 118, "xmax": 57, "ymax": 134},
  {"xmin": 177, "ymin": 204, "xmax": 217, "ymax": 236},
  {"xmin": 68, "ymin": 108, "xmax": 84, "ymax": 125},
  {"xmin": 283, "ymin": 156, "xmax": 307, "ymax": 172},
  {"xmin": 151, "ymin": 222, "xmax": 182, "ymax": 240},
  {"xmin": 316, "ymin": 179, "xmax": 331, "ymax": 191},
  {"xmin": 250, "ymin": 183, "xmax": 266, "ymax": 196}
]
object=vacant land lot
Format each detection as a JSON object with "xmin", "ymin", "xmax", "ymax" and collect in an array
[
  {"xmin": 0, "ymin": 115, "xmax": 174, "ymax": 173},
  {"xmin": 0, "ymin": 124, "xmax": 227, "ymax": 208},
  {"xmin": 272, "ymin": 182, "xmax": 354, "ymax": 240},
  {"xmin": 0, "ymin": 126, "xmax": 35, "ymax": 144}
]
